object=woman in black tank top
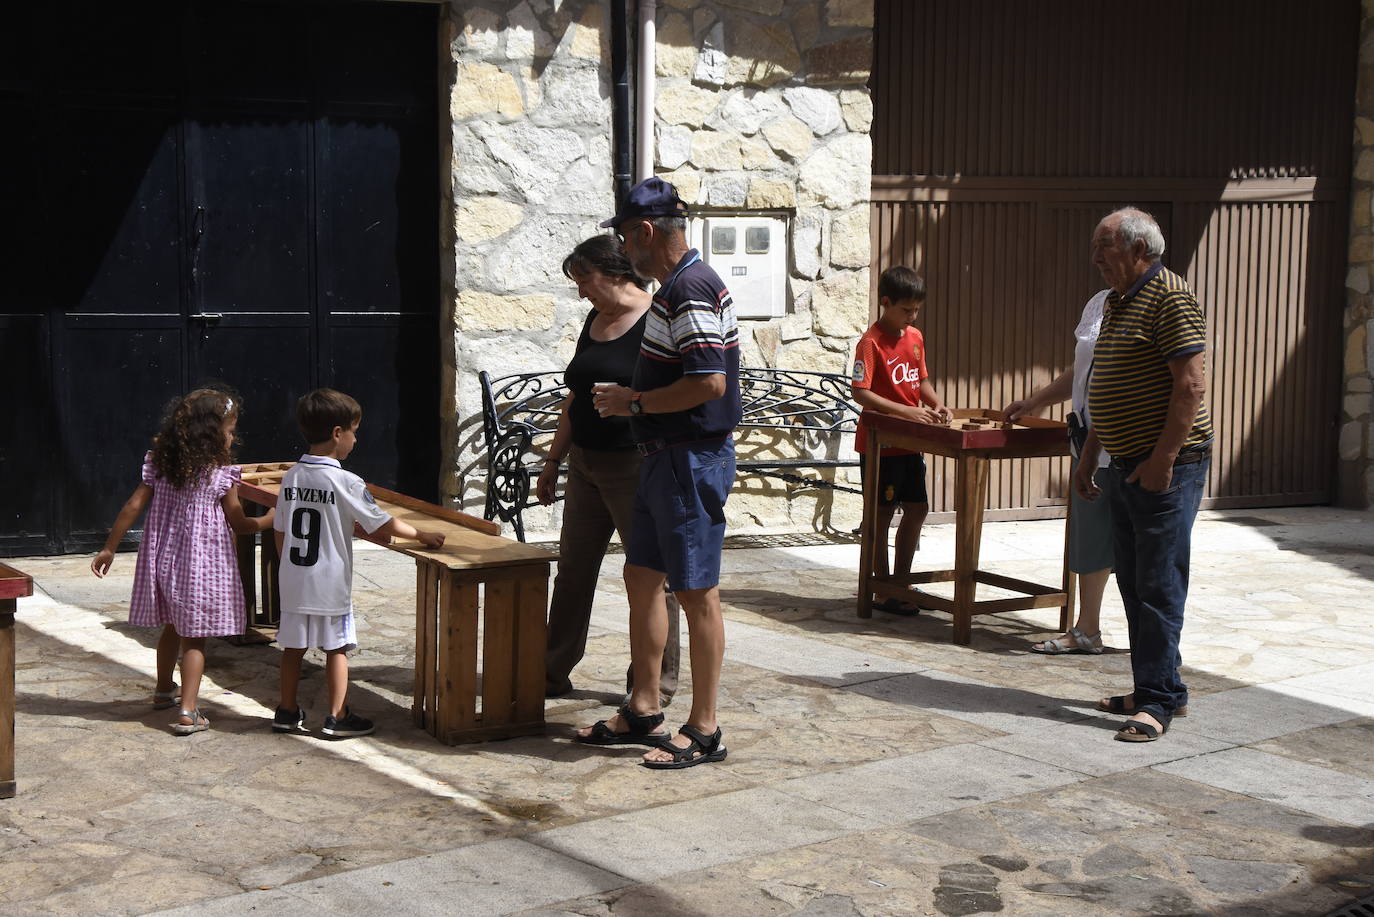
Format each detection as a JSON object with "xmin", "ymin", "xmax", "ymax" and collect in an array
[{"xmin": 537, "ymin": 236, "xmax": 681, "ymax": 703}]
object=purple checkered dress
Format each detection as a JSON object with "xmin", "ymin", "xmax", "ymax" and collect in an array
[{"xmin": 129, "ymin": 454, "xmax": 246, "ymax": 637}]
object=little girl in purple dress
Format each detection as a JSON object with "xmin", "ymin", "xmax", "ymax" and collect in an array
[{"xmin": 92, "ymin": 388, "xmax": 275, "ymax": 734}]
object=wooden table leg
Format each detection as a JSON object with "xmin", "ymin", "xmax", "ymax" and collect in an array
[
  {"xmin": 951, "ymin": 455, "xmax": 989, "ymax": 645},
  {"xmin": 0, "ymin": 601, "xmax": 15, "ymax": 799},
  {"xmin": 1060, "ymin": 493, "xmax": 1076, "ymax": 633},
  {"xmin": 413, "ymin": 562, "xmax": 437, "ymax": 729},
  {"xmin": 856, "ymin": 428, "xmax": 882, "ymax": 619}
]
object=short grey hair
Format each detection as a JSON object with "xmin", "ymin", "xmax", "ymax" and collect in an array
[
  {"xmin": 1109, "ymin": 207, "xmax": 1166, "ymax": 261},
  {"xmin": 650, "ymin": 215, "xmax": 687, "ymax": 236}
]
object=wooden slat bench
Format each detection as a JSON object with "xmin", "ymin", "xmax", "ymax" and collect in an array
[{"xmin": 479, "ymin": 368, "xmax": 861, "ymax": 541}]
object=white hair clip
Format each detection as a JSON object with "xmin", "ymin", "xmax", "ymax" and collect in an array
[{"xmin": 223, "ymin": 397, "xmax": 235, "ymax": 415}]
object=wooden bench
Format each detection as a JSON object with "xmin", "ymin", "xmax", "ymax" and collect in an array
[{"xmin": 479, "ymin": 367, "xmax": 861, "ymax": 541}]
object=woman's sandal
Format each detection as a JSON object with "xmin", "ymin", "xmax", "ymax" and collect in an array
[
  {"xmin": 641, "ymin": 724, "xmax": 728, "ymax": 770},
  {"xmin": 1115, "ymin": 713, "xmax": 1170, "ymax": 743},
  {"xmin": 1031, "ymin": 627, "xmax": 1103, "ymax": 655},
  {"xmin": 576, "ymin": 704, "xmax": 670, "ymax": 747},
  {"xmin": 152, "ymin": 683, "xmax": 181, "ymax": 710},
  {"xmin": 1097, "ymin": 695, "xmax": 1189, "ymax": 718},
  {"xmin": 171, "ymin": 709, "xmax": 209, "ymax": 736}
]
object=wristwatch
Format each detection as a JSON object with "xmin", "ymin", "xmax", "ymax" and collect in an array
[{"xmin": 628, "ymin": 391, "xmax": 644, "ymax": 415}]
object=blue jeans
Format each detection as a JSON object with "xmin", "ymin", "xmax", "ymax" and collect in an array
[{"xmin": 1102, "ymin": 456, "xmax": 1209, "ymax": 719}]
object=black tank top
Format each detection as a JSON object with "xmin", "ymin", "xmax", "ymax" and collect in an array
[{"xmin": 564, "ymin": 308, "xmax": 647, "ymax": 451}]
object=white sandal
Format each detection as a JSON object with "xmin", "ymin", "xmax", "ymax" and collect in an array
[
  {"xmin": 1031, "ymin": 627, "xmax": 1103, "ymax": 655},
  {"xmin": 171, "ymin": 709, "xmax": 210, "ymax": 735},
  {"xmin": 152, "ymin": 682, "xmax": 180, "ymax": 710}
]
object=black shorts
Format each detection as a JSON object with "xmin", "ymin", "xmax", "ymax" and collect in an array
[{"xmin": 859, "ymin": 452, "xmax": 929, "ymax": 507}]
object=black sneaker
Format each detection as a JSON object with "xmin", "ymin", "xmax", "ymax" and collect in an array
[
  {"xmin": 272, "ymin": 706, "xmax": 307, "ymax": 733},
  {"xmin": 321, "ymin": 707, "xmax": 374, "ymax": 739}
]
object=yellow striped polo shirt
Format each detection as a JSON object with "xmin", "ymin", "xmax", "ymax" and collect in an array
[{"xmin": 1087, "ymin": 263, "xmax": 1214, "ymax": 458}]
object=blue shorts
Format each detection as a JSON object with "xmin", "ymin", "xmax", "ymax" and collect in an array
[{"xmin": 625, "ymin": 438, "xmax": 736, "ymax": 592}]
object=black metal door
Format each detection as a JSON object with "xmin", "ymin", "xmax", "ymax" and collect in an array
[{"xmin": 0, "ymin": 1, "xmax": 440, "ymax": 556}]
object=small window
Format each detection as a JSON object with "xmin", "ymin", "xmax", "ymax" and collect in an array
[
  {"xmin": 710, "ymin": 226, "xmax": 736, "ymax": 254},
  {"xmin": 745, "ymin": 226, "xmax": 770, "ymax": 254}
]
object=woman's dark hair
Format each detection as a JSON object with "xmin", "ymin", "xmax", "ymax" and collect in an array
[
  {"xmin": 561, "ymin": 234, "xmax": 648, "ymax": 289},
  {"xmin": 149, "ymin": 386, "xmax": 240, "ymax": 489}
]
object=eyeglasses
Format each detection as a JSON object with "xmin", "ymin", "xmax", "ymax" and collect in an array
[{"xmin": 616, "ymin": 222, "xmax": 647, "ymax": 245}]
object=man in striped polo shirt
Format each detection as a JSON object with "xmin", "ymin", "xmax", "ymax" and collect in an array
[
  {"xmin": 1073, "ymin": 208, "xmax": 1213, "ymax": 744},
  {"xmin": 577, "ymin": 177, "xmax": 741, "ymax": 769}
]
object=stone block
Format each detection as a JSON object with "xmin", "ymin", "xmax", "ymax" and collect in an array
[
  {"xmin": 839, "ymin": 89, "xmax": 873, "ymax": 132},
  {"xmin": 545, "ymin": 155, "xmax": 613, "ymax": 217},
  {"xmin": 691, "ymin": 130, "xmax": 744, "ymax": 170},
  {"xmin": 504, "ymin": 2, "xmax": 545, "ymax": 61},
  {"xmin": 740, "ymin": 138, "xmax": 781, "ymax": 171},
  {"xmin": 827, "ymin": 0, "xmax": 874, "ymax": 27},
  {"xmin": 450, "ymin": 61, "xmax": 524, "ymax": 119},
  {"xmin": 656, "ymin": 167, "xmax": 702, "ymax": 204},
  {"xmin": 792, "ymin": 213, "xmax": 823, "ymax": 279},
  {"xmin": 798, "ymin": 135, "xmax": 872, "ymax": 209},
  {"xmin": 804, "ymin": 35, "xmax": 873, "ymax": 86},
  {"xmin": 1355, "ymin": 190, "xmax": 1373, "ymax": 232},
  {"xmin": 746, "ymin": 178, "xmax": 796, "ymax": 209},
  {"xmin": 1345, "ymin": 393, "xmax": 1371, "ymax": 420},
  {"xmin": 695, "ymin": 21, "xmax": 728, "ymax": 87},
  {"xmin": 784, "ymin": 86, "xmax": 843, "ymax": 136},
  {"xmin": 725, "ymin": 20, "xmax": 800, "ymax": 88},
  {"xmin": 472, "ymin": 122, "xmax": 584, "ymax": 203},
  {"xmin": 655, "ymin": 12, "xmax": 696, "ymax": 78},
  {"xmin": 454, "ymin": 7, "xmax": 501, "ymax": 58},
  {"xmin": 1350, "ymin": 265, "xmax": 1372, "ymax": 295},
  {"xmin": 1360, "ymin": 116, "xmax": 1374, "ymax": 147},
  {"xmin": 657, "ymin": 124, "xmax": 693, "ymax": 170},
  {"xmin": 569, "ymin": 3, "xmax": 605, "ymax": 60},
  {"xmin": 708, "ymin": 91, "xmax": 771, "ymax": 136},
  {"xmin": 829, "ymin": 207, "xmax": 870, "ymax": 268},
  {"xmin": 486, "ymin": 216, "xmax": 584, "ymax": 291},
  {"xmin": 656, "ymin": 81, "xmax": 719, "ymax": 127},
  {"xmin": 1351, "ymin": 324, "xmax": 1369, "ymax": 376},
  {"xmin": 762, "ymin": 115, "xmax": 815, "ymax": 161},
  {"xmin": 705, "ymin": 174, "xmax": 749, "ymax": 207},
  {"xmin": 811, "ymin": 268, "xmax": 870, "ymax": 339},
  {"xmin": 1352, "ymin": 375, "xmax": 1373, "ymax": 393},
  {"xmin": 452, "ymin": 125, "xmax": 509, "ymax": 194},
  {"xmin": 1350, "ymin": 232, "xmax": 1374, "ymax": 263},
  {"xmin": 752, "ymin": 324, "xmax": 783, "ymax": 368},
  {"xmin": 792, "ymin": 3, "xmax": 821, "ymax": 51},
  {"xmin": 454, "ymin": 291, "xmax": 555, "ymax": 332},
  {"xmin": 717, "ymin": 0, "xmax": 784, "ymax": 15},
  {"xmin": 1357, "ymin": 149, "xmax": 1374, "ymax": 183},
  {"xmin": 1339, "ymin": 420, "xmax": 1364, "ymax": 460},
  {"xmin": 456, "ymin": 197, "xmax": 524, "ymax": 243},
  {"xmin": 530, "ymin": 64, "xmax": 607, "ymax": 129}
]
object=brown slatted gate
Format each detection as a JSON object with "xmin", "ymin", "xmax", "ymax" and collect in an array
[{"xmin": 871, "ymin": 0, "xmax": 1358, "ymax": 516}]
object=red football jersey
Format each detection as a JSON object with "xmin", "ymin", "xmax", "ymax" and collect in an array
[{"xmin": 851, "ymin": 322, "xmax": 929, "ymax": 455}]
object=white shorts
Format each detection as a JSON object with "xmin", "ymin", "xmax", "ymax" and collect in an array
[{"xmin": 277, "ymin": 610, "xmax": 357, "ymax": 652}]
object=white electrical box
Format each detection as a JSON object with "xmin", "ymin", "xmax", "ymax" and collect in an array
[{"xmin": 688, "ymin": 212, "xmax": 788, "ymax": 320}]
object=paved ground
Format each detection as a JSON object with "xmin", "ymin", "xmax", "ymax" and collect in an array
[{"xmin": 2, "ymin": 506, "xmax": 1373, "ymax": 916}]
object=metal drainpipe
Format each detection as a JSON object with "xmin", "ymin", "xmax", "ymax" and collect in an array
[
  {"xmin": 611, "ymin": 0, "xmax": 632, "ymax": 206},
  {"xmin": 635, "ymin": 0, "xmax": 656, "ymax": 182}
]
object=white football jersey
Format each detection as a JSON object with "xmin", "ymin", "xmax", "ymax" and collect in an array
[{"xmin": 274, "ymin": 455, "xmax": 391, "ymax": 616}]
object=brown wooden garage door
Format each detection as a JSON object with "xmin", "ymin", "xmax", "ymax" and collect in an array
[{"xmin": 871, "ymin": 0, "xmax": 1358, "ymax": 517}]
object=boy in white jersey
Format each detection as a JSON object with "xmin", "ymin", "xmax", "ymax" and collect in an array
[{"xmin": 272, "ymin": 389, "xmax": 445, "ymax": 738}]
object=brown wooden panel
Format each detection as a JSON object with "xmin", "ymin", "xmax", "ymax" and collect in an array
[{"xmin": 872, "ymin": 0, "xmax": 1354, "ymax": 514}]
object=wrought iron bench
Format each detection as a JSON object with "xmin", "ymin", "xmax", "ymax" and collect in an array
[{"xmin": 479, "ymin": 368, "xmax": 861, "ymax": 541}]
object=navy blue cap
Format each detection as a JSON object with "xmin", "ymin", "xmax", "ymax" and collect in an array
[{"xmin": 599, "ymin": 177, "xmax": 689, "ymax": 229}]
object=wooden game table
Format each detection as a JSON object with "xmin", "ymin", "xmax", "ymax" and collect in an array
[
  {"xmin": 858, "ymin": 410, "xmax": 1074, "ymax": 645},
  {"xmin": 235, "ymin": 463, "xmax": 556, "ymax": 745},
  {"xmin": 1, "ymin": 562, "xmax": 32, "ymax": 798}
]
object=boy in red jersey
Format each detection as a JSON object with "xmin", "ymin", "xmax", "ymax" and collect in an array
[{"xmin": 851, "ymin": 266, "xmax": 952, "ymax": 615}]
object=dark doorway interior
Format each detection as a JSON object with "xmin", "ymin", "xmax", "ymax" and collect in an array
[{"xmin": 0, "ymin": 1, "xmax": 441, "ymax": 556}]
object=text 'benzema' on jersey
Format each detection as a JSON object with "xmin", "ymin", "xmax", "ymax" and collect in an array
[
  {"xmin": 273, "ymin": 455, "xmax": 392, "ymax": 616},
  {"xmin": 631, "ymin": 248, "xmax": 742, "ymax": 443},
  {"xmin": 1087, "ymin": 263, "xmax": 1214, "ymax": 459}
]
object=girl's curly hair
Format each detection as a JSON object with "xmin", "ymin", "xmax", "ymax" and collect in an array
[{"xmin": 149, "ymin": 387, "xmax": 240, "ymax": 489}]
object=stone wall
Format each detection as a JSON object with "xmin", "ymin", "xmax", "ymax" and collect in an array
[
  {"xmin": 1343, "ymin": 0, "xmax": 1374, "ymax": 508},
  {"xmin": 442, "ymin": 0, "xmax": 875, "ymax": 539}
]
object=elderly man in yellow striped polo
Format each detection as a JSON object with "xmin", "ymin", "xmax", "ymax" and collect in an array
[{"xmin": 1073, "ymin": 208, "xmax": 1213, "ymax": 744}]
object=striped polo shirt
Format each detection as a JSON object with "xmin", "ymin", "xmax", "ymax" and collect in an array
[{"xmin": 1087, "ymin": 262, "xmax": 1214, "ymax": 458}]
